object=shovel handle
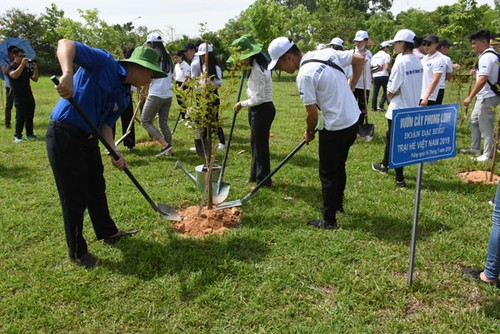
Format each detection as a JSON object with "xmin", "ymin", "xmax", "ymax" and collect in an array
[
  {"xmin": 240, "ymin": 130, "xmax": 317, "ymax": 204},
  {"xmin": 50, "ymin": 75, "xmax": 160, "ymax": 212},
  {"xmin": 217, "ymin": 71, "xmax": 247, "ymax": 186}
]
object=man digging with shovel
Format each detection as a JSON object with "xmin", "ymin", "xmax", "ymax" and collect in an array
[
  {"xmin": 47, "ymin": 40, "xmax": 167, "ymax": 268},
  {"xmin": 267, "ymin": 37, "xmax": 364, "ymax": 230}
]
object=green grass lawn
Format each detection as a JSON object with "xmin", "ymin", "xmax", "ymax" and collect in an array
[{"xmin": 0, "ymin": 75, "xmax": 499, "ymax": 333}]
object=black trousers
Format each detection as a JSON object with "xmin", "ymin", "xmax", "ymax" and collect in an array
[
  {"xmin": 354, "ymin": 88, "xmax": 370, "ymax": 113},
  {"xmin": 5, "ymin": 87, "xmax": 13, "ymax": 126},
  {"xmin": 318, "ymin": 123, "xmax": 357, "ymax": 223},
  {"xmin": 46, "ymin": 121, "xmax": 119, "ymax": 259},
  {"xmin": 382, "ymin": 119, "xmax": 404, "ymax": 182},
  {"xmin": 13, "ymin": 94, "xmax": 35, "ymax": 137},
  {"xmin": 113, "ymin": 97, "xmax": 135, "ymax": 149},
  {"xmin": 248, "ymin": 102, "xmax": 276, "ymax": 184}
]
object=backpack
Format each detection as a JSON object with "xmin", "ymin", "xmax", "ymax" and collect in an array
[{"xmin": 482, "ymin": 50, "xmax": 500, "ymax": 96}]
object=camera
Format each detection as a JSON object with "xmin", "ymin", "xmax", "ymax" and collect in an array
[{"xmin": 27, "ymin": 59, "xmax": 37, "ymax": 64}]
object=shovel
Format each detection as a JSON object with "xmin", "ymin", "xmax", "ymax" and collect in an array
[
  {"xmin": 215, "ymin": 130, "xmax": 316, "ymax": 210},
  {"xmin": 358, "ymin": 64, "xmax": 374, "ymax": 142},
  {"xmin": 358, "ymin": 115, "xmax": 374, "ymax": 141},
  {"xmin": 51, "ymin": 76, "xmax": 181, "ymax": 222},
  {"xmin": 212, "ymin": 71, "xmax": 247, "ymax": 205}
]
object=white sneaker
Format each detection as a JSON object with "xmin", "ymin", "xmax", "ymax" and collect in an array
[
  {"xmin": 189, "ymin": 147, "xmax": 197, "ymax": 152},
  {"xmin": 475, "ymin": 154, "xmax": 491, "ymax": 162},
  {"xmin": 460, "ymin": 148, "xmax": 481, "ymax": 156},
  {"xmin": 216, "ymin": 143, "xmax": 226, "ymax": 150}
]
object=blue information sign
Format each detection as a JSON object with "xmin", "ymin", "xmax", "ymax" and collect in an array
[{"xmin": 389, "ymin": 104, "xmax": 458, "ymax": 169}]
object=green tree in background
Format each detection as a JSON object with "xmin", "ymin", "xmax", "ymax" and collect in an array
[{"xmin": 0, "ymin": 1, "xmax": 497, "ymax": 75}]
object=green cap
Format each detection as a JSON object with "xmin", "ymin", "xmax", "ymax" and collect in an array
[
  {"xmin": 118, "ymin": 46, "xmax": 166, "ymax": 78},
  {"xmin": 227, "ymin": 34, "xmax": 263, "ymax": 63}
]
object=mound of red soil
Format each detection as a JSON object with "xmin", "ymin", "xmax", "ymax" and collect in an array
[
  {"xmin": 174, "ymin": 206, "xmax": 242, "ymax": 238},
  {"xmin": 458, "ymin": 171, "xmax": 500, "ymax": 185}
]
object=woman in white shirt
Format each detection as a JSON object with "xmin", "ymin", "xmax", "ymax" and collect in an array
[
  {"xmin": 141, "ymin": 33, "xmax": 175, "ymax": 157},
  {"xmin": 196, "ymin": 43, "xmax": 225, "ymax": 152},
  {"xmin": 232, "ymin": 35, "xmax": 276, "ymax": 187},
  {"xmin": 372, "ymin": 29, "xmax": 423, "ymax": 189},
  {"xmin": 173, "ymin": 50, "xmax": 190, "ymax": 117}
]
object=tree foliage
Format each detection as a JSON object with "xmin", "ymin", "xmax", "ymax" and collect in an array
[{"xmin": 0, "ymin": 1, "xmax": 497, "ymax": 75}]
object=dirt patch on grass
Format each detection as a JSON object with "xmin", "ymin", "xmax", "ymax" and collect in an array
[
  {"xmin": 173, "ymin": 206, "xmax": 242, "ymax": 238},
  {"xmin": 458, "ymin": 171, "xmax": 500, "ymax": 185}
]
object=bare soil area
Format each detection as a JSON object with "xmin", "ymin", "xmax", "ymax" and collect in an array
[
  {"xmin": 173, "ymin": 206, "xmax": 242, "ymax": 238},
  {"xmin": 458, "ymin": 170, "xmax": 500, "ymax": 185}
]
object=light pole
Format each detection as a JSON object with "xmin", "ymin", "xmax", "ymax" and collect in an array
[{"xmin": 127, "ymin": 16, "xmax": 142, "ymax": 32}]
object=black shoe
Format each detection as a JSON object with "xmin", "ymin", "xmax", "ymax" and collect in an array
[
  {"xmin": 307, "ymin": 220, "xmax": 337, "ymax": 230},
  {"xmin": 372, "ymin": 163, "xmax": 388, "ymax": 174},
  {"xmin": 463, "ymin": 267, "xmax": 499, "ymax": 288},
  {"xmin": 103, "ymin": 229, "xmax": 139, "ymax": 245},
  {"xmin": 70, "ymin": 253, "xmax": 99, "ymax": 269},
  {"xmin": 156, "ymin": 144, "xmax": 172, "ymax": 157},
  {"xmin": 5, "ymin": 123, "xmax": 11, "ymax": 129},
  {"xmin": 396, "ymin": 180, "xmax": 407, "ymax": 190}
]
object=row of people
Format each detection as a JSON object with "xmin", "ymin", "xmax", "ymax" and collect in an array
[{"xmin": 267, "ymin": 29, "xmax": 499, "ymax": 290}]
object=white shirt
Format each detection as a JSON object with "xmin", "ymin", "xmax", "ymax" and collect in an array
[
  {"xmin": 148, "ymin": 68, "xmax": 173, "ymax": 99},
  {"xmin": 198, "ymin": 64, "xmax": 223, "ymax": 87},
  {"xmin": 371, "ymin": 50, "xmax": 391, "ymax": 78},
  {"xmin": 297, "ymin": 49, "xmax": 361, "ymax": 131},
  {"xmin": 240, "ymin": 59, "xmax": 273, "ymax": 108},
  {"xmin": 438, "ymin": 52, "xmax": 453, "ymax": 89},
  {"xmin": 190, "ymin": 56, "xmax": 202, "ymax": 78},
  {"xmin": 477, "ymin": 48, "xmax": 499, "ymax": 100},
  {"xmin": 174, "ymin": 60, "xmax": 190, "ymax": 83},
  {"xmin": 385, "ymin": 53, "xmax": 423, "ymax": 120},
  {"xmin": 420, "ymin": 52, "xmax": 446, "ymax": 101},
  {"xmin": 354, "ymin": 48, "xmax": 372, "ymax": 90}
]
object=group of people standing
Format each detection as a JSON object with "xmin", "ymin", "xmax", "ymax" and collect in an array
[{"xmin": 39, "ymin": 25, "xmax": 500, "ymax": 290}]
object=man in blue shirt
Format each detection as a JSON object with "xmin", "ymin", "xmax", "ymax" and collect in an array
[{"xmin": 47, "ymin": 39, "xmax": 166, "ymax": 268}]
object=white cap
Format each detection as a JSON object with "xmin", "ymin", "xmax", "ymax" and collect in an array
[
  {"xmin": 145, "ymin": 33, "xmax": 162, "ymax": 44},
  {"xmin": 389, "ymin": 29, "xmax": 416, "ymax": 44},
  {"xmin": 380, "ymin": 41, "xmax": 392, "ymax": 48},
  {"xmin": 316, "ymin": 43, "xmax": 327, "ymax": 50},
  {"xmin": 353, "ymin": 30, "xmax": 369, "ymax": 42},
  {"xmin": 268, "ymin": 37, "xmax": 294, "ymax": 70},
  {"xmin": 195, "ymin": 43, "xmax": 213, "ymax": 56},
  {"xmin": 328, "ymin": 37, "xmax": 344, "ymax": 47}
]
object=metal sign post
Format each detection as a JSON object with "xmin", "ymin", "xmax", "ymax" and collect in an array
[{"xmin": 390, "ymin": 104, "xmax": 459, "ymax": 285}]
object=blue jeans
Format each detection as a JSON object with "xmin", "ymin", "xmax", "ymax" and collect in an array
[
  {"xmin": 371, "ymin": 76, "xmax": 388, "ymax": 110},
  {"xmin": 485, "ymin": 181, "xmax": 500, "ymax": 279}
]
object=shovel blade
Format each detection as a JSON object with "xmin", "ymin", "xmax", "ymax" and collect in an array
[
  {"xmin": 358, "ymin": 124, "xmax": 374, "ymax": 142},
  {"xmin": 213, "ymin": 199, "xmax": 243, "ymax": 211},
  {"xmin": 212, "ymin": 182, "xmax": 230, "ymax": 205},
  {"xmin": 156, "ymin": 203, "xmax": 181, "ymax": 221}
]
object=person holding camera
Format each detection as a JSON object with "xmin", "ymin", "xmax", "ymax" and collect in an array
[{"xmin": 7, "ymin": 47, "xmax": 39, "ymax": 142}]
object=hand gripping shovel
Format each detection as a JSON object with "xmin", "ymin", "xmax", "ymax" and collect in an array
[
  {"xmin": 51, "ymin": 76, "xmax": 181, "ymax": 221},
  {"xmin": 212, "ymin": 71, "xmax": 247, "ymax": 205},
  {"xmin": 214, "ymin": 130, "xmax": 316, "ymax": 210}
]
